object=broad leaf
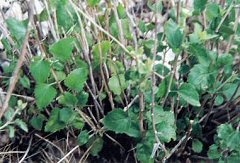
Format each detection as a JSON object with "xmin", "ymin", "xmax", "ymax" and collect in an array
[
  {"xmin": 108, "ymin": 74, "xmax": 127, "ymax": 95},
  {"xmin": 49, "ymin": 38, "xmax": 75, "ymax": 62},
  {"xmin": 77, "ymin": 130, "xmax": 89, "ymax": 146},
  {"xmin": 164, "ymin": 19, "xmax": 183, "ymax": 50},
  {"xmin": 102, "ymin": 109, "xmax": 140, "ymax": 138},
  {"xmin": 30, "ymin": 115, "xmax": 45, "ymax": 130},
  {"xmin": 189, "ymin": 44, "xmax": 211, "ymax": 66},
  {"xmin": 192, "ymin": 139, "xmax": 203, "ymax": 153},
  {"xmin": 44, "ymin": 108, "xmax": 66, "ymax": 132},
  {"xmin": 64, "ymin": 67, "xmax": 88, "ymax": 92},
  {"xmin": 178, "ymin": 83, "xmax": 201, "ymax": 107},
  {"xmin": 157, "ymin": 122, "xmax": 176, "ymax": 143},
  {"xmin": 14, "ymin": 119, "xmax": 28, "ymax": 132},
  {"xmin": 30, "ymin": 59, "xmax": 51, "ymax": 83},
  {"xmin": 188, "ymin": 64, "xmax": 215, "ymax": 91},
  {"xmin": 6, "ymin": 18, "xmax": 27, "ymax": 46},
  {"xmin": 86, "ymin": 136, "xmax": 103, "ymax": 156},
  {"xmin": 194, "ymin": 0, "xmax": 207, "ymax": 15},
  {"xmin": 35, "ymin": 83, "xmax": 57, "ymax": 109},
  {"xmin": 87, "ymin": 0, "xmax": 100, "ymax": 7}
]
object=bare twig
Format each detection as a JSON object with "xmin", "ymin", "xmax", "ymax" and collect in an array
[
  {"xmin": 18, "ymin": 136, "xmax": 32, "ymax": 163},
  {"xmin": 57, "ymin": 145, "xmax": 79, "ymax": 163}
]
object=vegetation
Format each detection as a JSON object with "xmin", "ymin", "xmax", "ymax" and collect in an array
[{"xmin": 0, "ymin": 0, "xmax": 240, "ymax": 162}]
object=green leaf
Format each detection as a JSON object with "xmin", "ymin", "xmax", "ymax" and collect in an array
[
  {"xmin": 6, "ymin": 18, "xmax": 27, "ymax": 46},
  {"xmin": 108, "ymin": 74, "xmax": 127, "ymax": 95},
  {"xmin": 208, "ymin": 144, "xmax": 221, "ymax": 159},
  {"xmin": 64, "ymin": 67, "xmax": 88, "ymax": 92},
  {"xmin": 102, "ymin": 109, "xmax": 140, "ymax": 138},
  {"xmin": 49, "ymin": 38, "xmax": 75, "ymax": 62},
  {"xmin": 44, "ymin": 108, "xmax": 66, "ymax": 132},
  {"xmin": 14, "ymin": 119, "xmax": 28, "ymax": 132},
  {"xmin": 72, "ymin": 117, "xmax": 84, "ymax": 129},
  {"xmin": 59, "ymin": 108, "xmax": 76, "ymax": 124},
  {"xmin": 92, "ymin": 41, "xmax": 111, "ymax": 68},
  {"xmin": 8, "ymin": 126, "xmax": 15, "ymax": 138},
  {"xmin": 30, "ymin": 59, "xmax": 51, "ymax": 83},
  {"xmin": 206, "ymin": 3, "xmax": 220, "ymax": 20},
  {"xmin": 192, "ymin": 139, "xmax": 203, "ymax": 153},
  {"xmin": 214, "ymin": 95, "xmax": 224, "ymax": 106},
  {"xmin": 87, "ymin": 0, "xmax": 100, "ymax": 7},
  {"xmin": 117, "ymin": 4, "xmax": 127, "ymax": 19},
  {"xmin": 189, "ymin": 44, "xmax": 211, "ymax": 66},
  {"xmin": 20, "ymin": 76, "xmax": 30, "ymax": 89},
  {"xmin": 30, "ymin": 115, "xmax": 45, "ymax": 130},
  {"xmin": 77, "ymin": 91, "xmax": 89, "ymax": 106},
  {"xmin": 56, "ymin": 0, "xmax": 77, "ymax": 33},
  {"xmin": 227, "ymin": 131, "xmax": 240, "ymax": 151},
  {"xmin": 58, "ymin": 92, "xmax": 78, "ymax": 106},
  {"xmin": 178, "ymin": 83, "xmax": 201, "ymax": 107},
  {"xmin": 217, "ymin": 124, "xmax": 234, "ymax": 140},
  {"xmin": 188, "ymin": 64, "xmax": 213, "ymax": 91},
  {"xmin": 157, "ymin": 122, "xmax": 176, "ymax": 143},
  {"xmin": 77, "ymin": 130, "xmax": 89, "ymax": 146},
  {"xmin": 147, "ymin": 106, "xmax": 175, "ymax": 125},
  {"xmin": 86, "ymin": 136, "xmax": 103, "ymax": 156},
  {"xmin": 35, "ymin": 83, "xmax": 57, "ymax": 109},
  {"xmin": 164, "ymin": 19, "xmax": 183, "ymax": 50},
  {"xmin": 193, "ymin": 0, "xmax": 207, "ymax": 15}
]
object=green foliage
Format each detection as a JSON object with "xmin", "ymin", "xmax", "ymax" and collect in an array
[
  {"xmin": 34, "ymin": 83, "xmax": 57, "ymax": 109},
  {"xmin": 6, "ymin": 18, "xmax": 27, "ymax": 46},
  {"xmin": 30, "ymin": 58, "xmax": 51, "ymax": 83},
  {"xmin": 49, "ymin": 38, "xmax": 75, "ymax": 62},
  {"xmin": 164, "ymin": 19, "xmax": 183, "ymax": 50},
  {"xmin": 178, "ymin": 83, "xmax": 200, "ymax": 107},
  {"xmin": 102, "ymin": 109, "xmax": 140, "ymax": 137},
  {"xmin": 1, "ymin": 1, "xmax": 239, "ymax": 162},
  {"xmin": 64, "ymin": 67, "xmax": 88, "ymax": 92}
]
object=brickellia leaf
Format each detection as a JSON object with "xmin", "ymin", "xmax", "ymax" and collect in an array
[
  {"xmin": 34, "ymin": 83, "xmax": 57, "ymax": 110},
  {"xmin": 102, "ymin": 109, "xmax": 140, "ymax": 138}
]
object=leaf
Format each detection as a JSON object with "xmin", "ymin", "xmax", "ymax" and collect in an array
[
  {"xmin": 72, "ymin": 117, "xmax": 84, "ymax": 129},
  {"xmin": 178, "ymin": 83, "xmax": 201, "ymax": 107},
  {"xmin": 64, "ymin": 67, "xmax": 88, "ymax": 92},
  {"xmin": 34, "ymin": 83, "xmax": 57, "ymax": 109},
  {"xmin": 6, "ymin": 18, "xmax": 27, "ymax": 46},
  {"xmin": 108, "ymin": 74, "xmax": 127, "ymax": 95},
  {"xmin": 188, "ymin": 64, "xmax": 213, "ymax": 91},
  {"xmin": 77, "ymin": 91, "xmax": 89, "ymax": 106},
  {"xmin": 147, "ymin": 106, "xmax": 175, "ymax": 125},
  {"xmin": 8, "ymin": 126, "xmax": 15, "ymax": 138},
  {"xmin": 30, "ymin": 59, "xmax": 51, "ymax": 83},
  {"xmin": 157, "ymin": 122, "xmax": 176, "ymax": 143},
  {"xmin": 86, "ymin": 136, "xmax": 103, "ymax": 156},
  {"xmin": 92, "ymin": 41, "xmax": 111, "ymax": 68},
  {"xmin": 208, "ymin": 144, "xmax": 221, "ymax": 159},
  {"xmin": 44, "ymin": 108, "xmax": 66, "ymax": 132},
  {"xmin": 164, "ymin": 19, "xmax": 183, "ymax": 50},
  {"xmin": 58, "ymin": 92, "xmax": 78, "ymax": 107},
  {"xmin": 77, "ymin": 130, "xmax": 89, "ymax": 146},
  {"xmin": 192, "ymin": 139, "xmax": 203, "ymax": 153},
  {"xmin": 102, "ymin": 109, "xmax": 140, "ymax": 138},
  {"xmin": 30, "ymin": 115, "xmax": 45, "ymax": 130},
  {"xmin": 227, "ymin": 131, "xmax": 240, "ymax": 151},
  {"xmin": 59, "ymin": 108, "xmax": 76, "ymax": 124},
  {"xmin": 87, "ymin": 0, "xmax": 100, "ymax": 7},
  {"xmin": 214, "ymin": 95, "xmax": 224, "ymax": 106},
  {"xmin": 49, "ymin": 38, "xmax": 75, "ymax": 62},
  {"xmin": 189, "ymin": 44, "xmax": 211, "ymax": 66},
  {"xmin": 14, "ymin": 119, "xmax": 28, "ymax": 132},
  {"xmin": 20, "ymin": 76, "xmax": 30, "ymax": 89},
  {"xmin": 206, "ymin": 3, "xmax": 220, "ymax": 20},
  {"xmin": 193, "ymin": 0, "xmax": 207, "ymax": 15}
]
